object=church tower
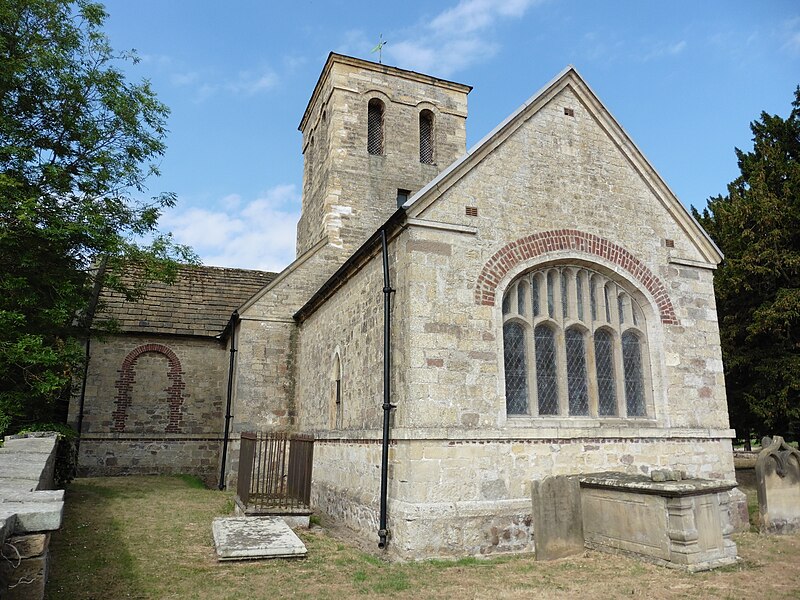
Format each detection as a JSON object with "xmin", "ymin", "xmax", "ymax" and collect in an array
[{"xmin": 296, "ymin": 53, "xmax": 471, "ymax": 256}]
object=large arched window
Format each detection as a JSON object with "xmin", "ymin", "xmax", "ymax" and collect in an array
[
  {"xmin": 501, "ymin": 265, "xmax": 651, "ymax": 418},
  {"xmin": 367, "ymin": 98, "xmax": 384, "ymax": 155},
  {"xmin": 419, "ymin": 109, "xmax": 434, "ymax": 164}
]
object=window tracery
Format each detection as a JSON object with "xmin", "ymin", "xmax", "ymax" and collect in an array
[{"xmin": 502, "ymin": 265, "xmax": 650, "ymax": 418}]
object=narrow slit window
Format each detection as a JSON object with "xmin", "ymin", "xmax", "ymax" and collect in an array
[
  {"xmin": 367, "ymin": 98, "xmax": 384, "ymax": 155},
  {"xmin": 419, "ymin": 109, "xmax": 434, "ymax": 164}
]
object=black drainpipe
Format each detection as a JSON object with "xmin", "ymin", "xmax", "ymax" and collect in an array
[
  {"xmin": 378, "ymin": 229, "xmax": 395, "ymax": 549},
  {"xmin": 218, "ymin": 310, "xmax": 239, "ymax": 490}
]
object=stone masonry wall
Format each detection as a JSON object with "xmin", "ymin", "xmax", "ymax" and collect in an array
[
  {"xmin": 296, "ymin": 56, "xmax": 469, "ymax": 256},
  {"xmin": 310, "ymin": 435, "xmax": 735, "ymax": 560},
  {"xmin": 74, "ymin": 333, "xmax": 228, "ymax": 486},
  {"xmin": 405, "ymin": 84, "xmax": 731, "ymax": 436},
  {"xmin": 292, "ymin": 78, "xmax": 736, "ymax": 557}
]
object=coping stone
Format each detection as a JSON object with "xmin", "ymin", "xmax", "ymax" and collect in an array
[{"xmin": 212, "ymin": 517, "xmax": 307, "ymax": 561}]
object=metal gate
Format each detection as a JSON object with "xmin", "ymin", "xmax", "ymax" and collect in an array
[{"xmin": 236, "ymin": 431, "xmax": 314, "ymax": 513}]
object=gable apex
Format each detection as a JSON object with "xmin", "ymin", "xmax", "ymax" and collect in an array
[{"xmin": 404, "ymin": 65, "xmax": 722, "ymax": 265}]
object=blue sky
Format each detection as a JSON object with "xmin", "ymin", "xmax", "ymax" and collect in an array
[{"xmin": 100, "ymin": 0, "xmax": 800, "ymax": 272}]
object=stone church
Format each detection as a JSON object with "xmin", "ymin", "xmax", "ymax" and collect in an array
[{"xmin": 72, "ymin": 53, "xmax": 739, "ymax": 558}]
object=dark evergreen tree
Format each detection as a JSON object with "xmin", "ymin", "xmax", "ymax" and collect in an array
[{"xmin": 694, "ymin": 87, "xmax": 800, "ymax": 444}]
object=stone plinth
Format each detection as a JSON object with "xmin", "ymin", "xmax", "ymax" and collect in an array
[
  {"xmin": 756, "ymin": 436, "xmax": 800, "ymax": 534},
  {"xmin": 579, "ymin": 472, "xmax": 738, "ymax": 572}
]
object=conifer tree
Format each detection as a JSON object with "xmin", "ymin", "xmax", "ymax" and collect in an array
[{"xmin": 694, "ymin": 87, "xmax": 800, "ymax": 444}]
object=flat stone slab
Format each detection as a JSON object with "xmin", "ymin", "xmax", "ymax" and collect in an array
[
  {"xmin": 579, "ymin": 472, "xmax": 737, "ymax": 497},
  {"xmin": 212, "ymin": 517, "xmax": 307, "ymax": 561}
]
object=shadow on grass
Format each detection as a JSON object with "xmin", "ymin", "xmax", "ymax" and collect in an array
[{"xmin": 45, "ymin": 480, "xmax": 146, "ymax": 599}]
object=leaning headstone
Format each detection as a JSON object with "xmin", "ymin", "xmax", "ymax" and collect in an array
[
  {"xmin": 531, "ymin": 475, "xmax": 584, "ymax": 560},
  {"xmin": 755, "ymin": 436, "xmax": 800, "ymax": 534}
]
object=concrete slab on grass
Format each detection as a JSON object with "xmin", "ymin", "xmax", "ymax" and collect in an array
[{"xmin": 212, "ymin": 517, "xmax": 307, "ymax": 561}]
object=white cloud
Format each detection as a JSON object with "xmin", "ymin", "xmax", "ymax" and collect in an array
[
  {"xmin": 781, "ymin": 17, "xmax": 800, "ymax": 55},
  {"xmin": 379, "ymin": 0, "xmax": 541, "ymax": 77},
  {"xmin": 161, "ymin": 184, "xmax": 300, "ymax": 272},
  {"xmin": 641, "ymin": 39, "xmax": 687, "ymax": 62},
  {"xmin": 430, "ymin": 0, "xmax": 535, "ymax": 36},
  {"xmin": 226, "ymin": 69, "xmax": 279, "ymax": 95}
]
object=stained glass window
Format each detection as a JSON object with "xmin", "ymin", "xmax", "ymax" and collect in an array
[
  {"xmin": 595, "ymin": 330, "xmax": 617, "ymax": 416},
  {"xmin": 535, "ymin": 325, "xmax": 559, "ymax": 415},
  {"xmin": 503, "ymin": 322, "xmax": 529, "ymax": 414},
  {"xmin": 622, "ymin": 331, "xmax": 646, "ymax": 417},
  {"xmin": 500, "ymin": 266, "xmax": 650, "ymax": 420},
  {"xmin": 565, "ymin": 328, "xmax": 589, "ymax": 415}
]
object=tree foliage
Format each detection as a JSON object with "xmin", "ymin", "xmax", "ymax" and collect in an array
[
  {"xmin": 694, "ymin": 86, "xmax": 800, "ymax": 442},
  {"xmin": 0, "ymin": 0, "xmax": 195, "ymax": 434}
]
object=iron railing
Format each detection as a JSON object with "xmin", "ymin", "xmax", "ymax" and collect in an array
[{"xmin": 236, "ymin": 431, "xmax": 314, "ymax": 513}]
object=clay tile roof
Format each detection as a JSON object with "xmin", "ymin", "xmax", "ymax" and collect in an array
[{"xmin": 96, "ymin": 265, "xmax": 276, "ymax": 337}]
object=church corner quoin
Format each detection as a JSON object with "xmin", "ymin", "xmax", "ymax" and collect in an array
[{"xmin": 74, "ymin": 53, "xmax": 738, "ymax": 559}]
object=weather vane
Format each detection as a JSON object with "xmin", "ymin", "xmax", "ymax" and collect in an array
[{"xmin": 371, "ymin": 34, "xmax": 387, "ymax": 64}]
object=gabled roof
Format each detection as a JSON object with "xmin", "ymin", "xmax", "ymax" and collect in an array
[
  {"xmin": 96, "ymin": 265, "xmax": 276, "ymax": 337},
  {"xmin": 403, "ymin": 65, "xmax": 723, "ymax": 265}
]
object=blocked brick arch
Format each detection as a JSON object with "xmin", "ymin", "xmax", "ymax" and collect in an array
[
  {"xmin": 475, "ymin": 230, "xmax": 678, "ymax": 325},
  {"xmin": 112, "ymin": 343, "xmax": 186, "ymax": 433}
]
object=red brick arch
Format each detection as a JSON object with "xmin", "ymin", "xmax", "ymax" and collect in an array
[
  {"xmin": 112, "ymin": 343, "xmax": 185, "ymax": 433},
  {"xmin": 474, "ymin": 230, "xmax": 678, "ymax": 325}
]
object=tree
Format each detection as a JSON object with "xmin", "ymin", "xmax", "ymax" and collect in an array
[
  {"xmin": 0, "ymin": 0, "xmax": 194, "ymax": 435},
  {"xmin": 694, "ymin": 86, "xmax": 800, "ymax": 444}
]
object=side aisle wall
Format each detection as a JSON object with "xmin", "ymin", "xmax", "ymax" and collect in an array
[
  {"xmin": 225, "ymin": 242, "xmax": 348, "ymax": 487},
  {"xmin": 73, "ymin": 334, "xmax": 227, "ymax": 486}
]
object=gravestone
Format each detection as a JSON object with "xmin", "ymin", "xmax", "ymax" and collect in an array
[
  {"xmin": 755, "ymin": 436, "xmax": 800, "ymax": 534},
  {"xmin": 531, "ymin": 476, "xmax": 584, "ymax": 560}
]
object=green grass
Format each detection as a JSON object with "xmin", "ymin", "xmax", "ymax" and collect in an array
[{"xmin": 46, "ymin": 476, "xmax": 800, "ymax": 600}]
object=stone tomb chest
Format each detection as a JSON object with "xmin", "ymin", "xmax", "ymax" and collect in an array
[{"xmin": 579, "ymin": 472, "xmax": 738, "ymax": 572}]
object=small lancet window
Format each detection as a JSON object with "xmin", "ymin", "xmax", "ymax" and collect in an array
[
  {"xmin": 333, "ymin": 353, "xmax": 343, "ymax": 428},
  {"xmin": 367, "ymin": 98, "xmax": 385, "ymax": 155},
  {"xmin": 419, "ymin": 109, "xmax": 434, "ymax": 164}
]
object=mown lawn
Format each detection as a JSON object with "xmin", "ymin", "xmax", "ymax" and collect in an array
[{"xmin": 47, "ymin": 476, "xmax": 800, "ymax": 599}]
